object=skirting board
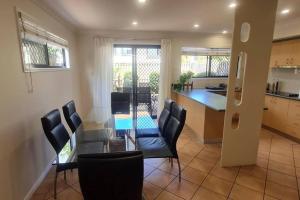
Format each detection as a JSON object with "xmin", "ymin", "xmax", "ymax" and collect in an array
[{"xmin": 24, "ymin": 155, "xmax": 56, "ymax": 200}]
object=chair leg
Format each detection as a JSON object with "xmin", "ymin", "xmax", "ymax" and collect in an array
[
  {"xmin": 171, "ymin": 158, "xmax": 173, "ymax": 167},
  {"xmin": 54, "ymin": 171, "xmax": 58, "ymax": 199},
  {"xmin": 177, "ymin": 159, "xmax": 181, "ymax": 182}
]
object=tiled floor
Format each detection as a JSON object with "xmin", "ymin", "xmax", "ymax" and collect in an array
[{"xmin": 31, "ymin": 127, "xmax": 300, "ymax": 200}]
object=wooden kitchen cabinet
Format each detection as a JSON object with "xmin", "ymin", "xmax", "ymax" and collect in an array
[
  {"xmin": 286, "ymin": 101, "xmax": 300, "ymax": 138},
  {"xmin": 263, "ymin": 96, "xmax": 289, "ymax": 132},
  {"xmin": 269, "ymin": 38, "xmax": 300, "ymax": 68},
  {"xmin": 263, "ymin": 95, "xmax": 300, "ymax": 139}
]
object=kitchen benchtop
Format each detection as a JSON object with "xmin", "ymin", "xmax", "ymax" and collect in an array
[
  {"xmin": 173, "ymin": 89, "xmax": 269, "ymax": 112},
  {"xmin": 266, "ymin": 92, "xmax": 300, "ymax": 101},
  {"xmin": 173, "ymin": 89, "xmax": 227, "ymax": 111}
]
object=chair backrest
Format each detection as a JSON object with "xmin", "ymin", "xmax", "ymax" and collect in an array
[
  {"xmin": 62, "ymin": 100, "xmax": 82, "ymax": 133},
  {"xmin": 159, "ymin": 99, "xmax": 174, "ymax": 136},
  {"xmin": 111, "ymin": 92, "xmax": 130, "ymax": 114},
  {"xmin": 41, "ymin": 109, "xmax": 70, "ymax": 155},
  {"xmin": 164, "ymin": 103, "xmax": 186, "ymax": 157},
  {"xmin": 137, "ymin": 87, "xmax": 151, "ymax": 104},
  {"xmin": 78, "ymin": 151, "xmax": 144, "ymax": 200}
]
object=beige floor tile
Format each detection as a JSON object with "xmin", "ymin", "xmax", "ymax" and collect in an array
[
  {"xmin": 235, "ymin": 172, "xmax": 265, "ymax": 192},
  {"xmin": 196, "ymin": 149, "xmax": 220, "ymax": 164},
  {"xmin": 178, "ymin": 152, "xmax": 195, "ymax": 166},
  {"xmin": 203, "ymin": 144, "xmax": 222, "ymax": 154},
  {"xmin": 143, "ymin": 181, "xmax": 162, "ymax": 200},
  {"xmin": 192, "ymin": 187, "xmax": 226, "ymax": 200},
  {"xmin": 56, "ymin": 188, "xmax": 83, "ymax": 200},
  {"xmin": 145, "ymin": 169, "xmax": 175, "ymax": 188},
  {"xmin": 202, "ymin": 175, "xmax": 233, "ymax": 196},
  {"xmin": 229, "ymin": 184, "xmax": 264, "ymax": 200},
  {"xmin": 210, "ymin": 164, "xmax": 239, "ymax": 182},
  {"xmin": 70, "ymin": 183, "xmax": 81, "ymax": 194},
  {"xmin": 239, "ymin": 165, "xmax": 267, "ymax": 180},
  {"xmin": 30, "ymin": 193, "xmax": 46, "ymax": 200},
  {"xmin": 256, "ymin": 157, "xmax": 268, "ymax": 169},
  {"xmin": 144, "ymin": 164, "xmax": 156, "ymax": 178},
  {"xmin": 294, "ymin": 158, "xmax": 300, "ymax": 167},
  {"xmin": 156, "ymin": 191, "xmax": 184, "ymax": 200},
  {"xmin": 267, "ymin": 170, "xmax": 298, "ymax": 189},
  {"xmin": 158, "ymin": 160, "xmax": 183, "ymax": 176},
  {"xmin": 166, "ymin": 179, "xmax": 199, "ymax": 199},
  {"xmin": 263, "ymin": 195, "xmax": 279, "ymax": 200},
  {"xmin": 295, "ymin": 167, "xmax": 300, "ymax": 178},
  {"xmin": 268, "ymin": 160, "xmax": 295, "ymax": 176},
  {"xmin": 179, "ymin": 145, "xmax": 202, "ymax": 157},
  {"xmin": 181, "ymin": 166, "xmax": 207, "ymax": 185},
  {"xmin": 188, "ymin": 157, "xmax": 216, "ymax": 173},
  {"xmin": 144, "ymin": 158, "xmax": 166, "ymax": 168},
  {"xmin": 265, "ymin": 181, "xmax": 299, "ymax": 200},
  {"xmin": 269, "ymin": 152, "xmax": 294, "ymax": 166}
]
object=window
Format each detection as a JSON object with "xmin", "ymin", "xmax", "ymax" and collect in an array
[
  {"xmin": 17, "ymin": 10, "xmax": 70, "ymax": 72},
  {"xmin": 181, "ymin": 47, "xmax": 231, "ymax": 78}
]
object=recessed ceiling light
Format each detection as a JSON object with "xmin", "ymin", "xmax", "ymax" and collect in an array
[
  {"xmin": 281, "ymin": 9, "xmax": 290, "ymax": 15},
  {"xmin": 222, "ymin": 30, "xmax": 228, "ymax": 34},
  {"xmin": 193, "ymin": 24, "xmax": 200, "ymax": 28},
  {"xmin": 132, "ymin": 21, "xmax": 138, "ymax": 26},
  {"xmin": 138, "ymin": 0, "xmax": 146, "ymax": 3},
  {"xmin": 228, "ymin": 3, "xmax": 237, "ymax": 8}
]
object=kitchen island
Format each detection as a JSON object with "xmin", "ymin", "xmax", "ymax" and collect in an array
[{"xmin": 171, "ymin": 89, "xmax": 227, "ymax": 143}]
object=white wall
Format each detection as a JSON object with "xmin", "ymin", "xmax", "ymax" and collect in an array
[
  {"xmin": 77, "ymin": 31, "xmax": 232, "ymax": 119},
  {"xmin": 0, "ymin": 1, "xmax": 81, "ymax": 199},
  {"xmin": 268, "ymin": 68, "xmax": 300, "ymax": 93}
]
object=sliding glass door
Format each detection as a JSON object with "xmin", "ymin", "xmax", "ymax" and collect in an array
[{"xmin": 113, "ymin": 45, "xmax": 161, "ymax": 128}]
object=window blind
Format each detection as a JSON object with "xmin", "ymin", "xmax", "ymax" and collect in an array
[{"xmin": 17, "ymin": 11, "xmax": 68, "ymax": 48}]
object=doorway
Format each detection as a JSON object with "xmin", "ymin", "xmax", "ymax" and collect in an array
[{"xmin": 113, "ymin": 44, "xmax": 161, "ymax": 128}]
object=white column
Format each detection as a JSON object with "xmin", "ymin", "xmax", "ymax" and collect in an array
[{"xmin": 221, "ymin": 0, "xmax": 278, "ymax": 166}]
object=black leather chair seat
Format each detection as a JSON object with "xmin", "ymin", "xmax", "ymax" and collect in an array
[
  {"xmin": 135, "ymin": 128, "xmax": 160, "ymax": 138},
  {"xmin": 137, "ymin": 137, "xmax": 173, "ymax": 158}
]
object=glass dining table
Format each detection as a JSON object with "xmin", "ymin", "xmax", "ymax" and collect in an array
[{"xmin": 54, "ymin": 113, "xmax": 157, "ymax": 166}]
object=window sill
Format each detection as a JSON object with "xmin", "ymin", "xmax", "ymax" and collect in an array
[
  {"xmin": 23, "ymin": 67, "xmax": 71, "ymax": 73},
  {"xmin": 192, "ymin": 77, "xmax": 228, "ymax": 80}
]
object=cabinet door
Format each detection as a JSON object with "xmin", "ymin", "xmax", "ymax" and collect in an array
[
  {"xmin": 263, "ymin": 96, "xmax": 273, "ymax": 126},
  {"xmin": 271, "ymin": 97, "xmax": 289, "ymax": 132},
  {"xmin": 286, "ymin": 100, "xmax": 300, "ymax": 138},
  {"xmin": 263, "ymin": 96, "xmax": 289, "ymax": 132},
  {"xmin": 290, "ymin": 39, "xmax": 300, "ymax": 66},
  {"xmin": 269, "ymin": 43, "xmax": 281, "ymax": 67}
]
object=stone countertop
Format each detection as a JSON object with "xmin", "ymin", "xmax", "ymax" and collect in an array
[
  {"xmin": 266, "ymin": 92, "xmax": 300, "ymax": 101},
  {"xmin": 173, "ymin": 89, "xmax": 227, "ymax": 111}
]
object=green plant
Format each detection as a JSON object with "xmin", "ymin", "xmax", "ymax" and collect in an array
[
  {"xmin": 179, "ymin": 71, "xmax": 194, "ymax": 84},
  {"xmin": 149, "ymin": 72, "xmax": 159, "ymax": 94}
]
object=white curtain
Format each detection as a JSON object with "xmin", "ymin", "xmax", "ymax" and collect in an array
[
  {"xmin": 158, "ymin": 39, "xmax": 172, "ymax": 114},
  {"xmin": 89, "ymin": 37, "xmax": 113, "ymax": 124}
]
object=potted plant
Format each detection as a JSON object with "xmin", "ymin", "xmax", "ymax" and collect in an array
[{"xmin": 173, "ymin": 71, "xmax": 194, "ymax": 91}]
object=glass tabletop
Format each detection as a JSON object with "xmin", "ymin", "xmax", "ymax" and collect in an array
[{"xmin": 54, "ymin": 113, "xmax": 157, "ymax": 165}]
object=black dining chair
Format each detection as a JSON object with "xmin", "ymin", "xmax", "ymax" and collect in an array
[
  {"xmin": 137, "ymin": 103, "xmax": 186, "ymax": 181},
  {"xmin": 62, "ymin": 100, "xmax": 82, "ymax": 133},
  {"xmin": 135, "ymin": 99, "xmax": 174, "ymax": 138},
  {"xmin": 111, "ymin": 92, "xmax": 130, "ymax": 114},
  {"xmin": 78, "ymin": 151, "xmax": 144, "ymax": 200},
  {"xmin": 41, "ymin": 109, "xmax": 77, "ymax": 199}
]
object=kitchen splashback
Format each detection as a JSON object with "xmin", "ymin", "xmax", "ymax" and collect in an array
[{"xmin": 268, "ymin": 68, "xmax": 300, "ymax": 93}]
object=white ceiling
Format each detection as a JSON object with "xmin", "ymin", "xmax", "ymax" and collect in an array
[{"xmin": 38, "ymin": 0, "xmax": 300, "ymax": 34}]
